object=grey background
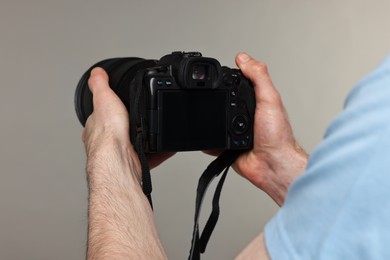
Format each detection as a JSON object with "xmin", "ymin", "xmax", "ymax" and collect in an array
[{"xmin": 1, "ymin": 1, "xmax": 389, "ymax": 259}]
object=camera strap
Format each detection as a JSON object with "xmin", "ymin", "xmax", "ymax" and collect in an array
[
  {"xmin": 129, "ymin": 69, "xmax": 154, "ymax": 208},
  {"xmin": 135, "ymin": 133, "xmax": 153, "ymax": 208},
  {"xmin": 129, "ymin": 69, "xmax": 245, "ymax": 258},
  {"xmin": 188, "ymin": 150, "xmax": 242, "ymax": 260}
]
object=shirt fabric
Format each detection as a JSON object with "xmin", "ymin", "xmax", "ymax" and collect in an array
[{"xmin": 265, "ymin": 55, "xmax": 390, "ymax": 260}]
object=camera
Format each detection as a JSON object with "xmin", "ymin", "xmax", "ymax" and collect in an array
[{"xmin": 75, "ymin": 52, "xmax": 255, "ymax": 152}]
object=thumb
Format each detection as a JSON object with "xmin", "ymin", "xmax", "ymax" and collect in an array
[
  {"xmin": 235, "ymin": 52, "xmax": 281, "ymax": 106},
  {"xmin": 88, "ymin": 67, "xmax": 122, "ymax": 114},
  {"xmin": 88, "ymin": 67, "xmax": 110, "ymax": 95}
]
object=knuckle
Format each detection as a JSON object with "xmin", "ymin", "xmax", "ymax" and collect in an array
[{"xmin": 251, "ymin": 61, "xmax": 269, "ymax": 75}]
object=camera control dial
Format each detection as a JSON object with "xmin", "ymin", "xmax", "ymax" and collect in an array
[{"xmin": 232, "ymin": 115, "xmax": 248, "ymax": 135}]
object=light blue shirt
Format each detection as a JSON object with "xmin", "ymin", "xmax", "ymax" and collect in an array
[{"xmin": 265, "ymin": 55, "xmax": 390, "ymax": 259}]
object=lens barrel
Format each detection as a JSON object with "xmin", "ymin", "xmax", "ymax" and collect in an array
[{"xmin": 74, "ymin": 58, "xmax": 156, "ymax": 126}]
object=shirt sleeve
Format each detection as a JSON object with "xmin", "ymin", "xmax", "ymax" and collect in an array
[{"xmin": 264, "ymin": 55, "xmax": 390, "ymax": 260}]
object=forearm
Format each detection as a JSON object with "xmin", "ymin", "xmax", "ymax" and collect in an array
[
  {"xmin": 86, "ymin": 139, "xmax": 167, "ymax": 260},
  {"xmin": 233, "ymin": 144, "xmax": 307, "ymax": 259},
  {"xmin": 263, "ymin": 141, "xmax": 309, "ymax": 206},
  {"xmin": 235, "ymin": 233, "xmax": 269, "ymax": 260}
]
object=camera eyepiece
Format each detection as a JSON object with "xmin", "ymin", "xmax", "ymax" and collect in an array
[{"xmin": 191, "ymin": 64, "xmax": 208, "ymax": 80}]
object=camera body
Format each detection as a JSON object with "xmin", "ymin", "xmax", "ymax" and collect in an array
[
  {"xmin": 134, "ymin": 52, "xmax": 255, "ymax": 152},
  {"xmin": 75, "ymin": 52, "xmax": 255, "ymax": 152}
]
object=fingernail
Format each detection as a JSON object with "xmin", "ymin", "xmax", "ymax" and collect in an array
[{"xmin": 238, "ymin": 52, "xmax": 250, "ymax": 63}]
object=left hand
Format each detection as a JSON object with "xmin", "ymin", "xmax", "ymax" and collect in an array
[
  {"xmin": 82, "ymin": 67, "xmax": 175, "ymax": 173},
  {"xmin": 82, "ymin": 67, "xmax": 132, "ymax": 157}
]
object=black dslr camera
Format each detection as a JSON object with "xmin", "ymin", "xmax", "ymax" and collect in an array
[{"xmin": 75, "ymin": 52, "xmax": 255, "ymax": 152}]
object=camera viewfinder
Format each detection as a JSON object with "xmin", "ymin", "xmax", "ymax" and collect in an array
[{"xmin": 191, "ymin": 64, "xmax": 209, "ymax": 80}]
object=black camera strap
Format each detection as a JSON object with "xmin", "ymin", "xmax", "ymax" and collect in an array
[
  {"xmin": 188, "ymin": 150, "xmax": 242, "ymax": 260},
  {"xmin": 129, "ymin": 69, "xmax": 154, "ymax": 208},
  {"xmin": 129, "ymin": 69, "xmax": 245, "ymax": 259},
  {"xmin": 135, "ymin": 133, "xmax": 153, "ymax": 208}
]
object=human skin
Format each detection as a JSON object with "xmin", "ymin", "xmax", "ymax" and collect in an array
[
  {"xmin": 234, "ymin": 53, "xmax": 308, "ymax": 206},
  {"xmin": 82, "ymin": 53, "xmax": 308, "ymax": 259},
  {"xmin": 83, "ymin": 68, "xmax": 168, "ymax": 259}
]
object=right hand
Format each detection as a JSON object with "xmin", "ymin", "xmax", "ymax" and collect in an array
[{"xmin": 234, "ymin": 53, "xmax": 308, "ymax": 206}]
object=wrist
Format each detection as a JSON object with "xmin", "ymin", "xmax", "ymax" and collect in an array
[
  {"xmin": 262, "ymin": 142, "xmax": 308, "ymax": 205},
  {"xmin": 237, "ymin": 141, "xmax": 308, "ymax": 206},
  {"xmin": 86, "ymin": 136, "xmax": 142, "ymax": 190},
  {"xmin": 86, "ymin": 139, "xmax": 166, "ymax": 259}
]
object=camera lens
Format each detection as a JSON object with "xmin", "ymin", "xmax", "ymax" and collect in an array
[
  {"xmin": 74, "ymin": 58, "xmax": 157, "ymax": 126},
  {"xmin": 191, "ymin": 65, "xmax": 208, "ymax": 80}
]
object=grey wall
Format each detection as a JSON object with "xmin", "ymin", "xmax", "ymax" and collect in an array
[{"xmin": 1, "ymin": 1, "xmax": 389, "ymax": 259}]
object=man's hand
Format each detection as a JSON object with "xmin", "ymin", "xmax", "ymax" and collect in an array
[
  {"xmin": 234, "ymin": 53, "xmax": 308, "ymax": 206},
  {"xmin": 82, "ymin": 67, "xmax": 142, "ymax": 180},
  {"xmin": 82, "ymin": 67, "xmax": 175, "ymax": 175},
  {"xmin": 82, "ymin": 67, "xmax": 131, "ymax": 149},
  {"xmin": 82, "ymin": 68, "xmax": 167, "ymax": 259}
]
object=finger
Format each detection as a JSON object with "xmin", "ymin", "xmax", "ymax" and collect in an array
[
  {"xmin": 235, "ymin": 52, "xmax": 281, "ymax": 106},
  {"xmin": 88, "ymin": 67, "xmax": 110, "ymax": 95},
  {"xmin": 88, "ymin": 67, "xmax": 123, "ymax": 115}
]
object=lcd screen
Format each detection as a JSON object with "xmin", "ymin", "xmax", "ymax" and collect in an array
[{"xmin": 158, "ymin": 90, "xmax": 227, "ymax": 151}]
